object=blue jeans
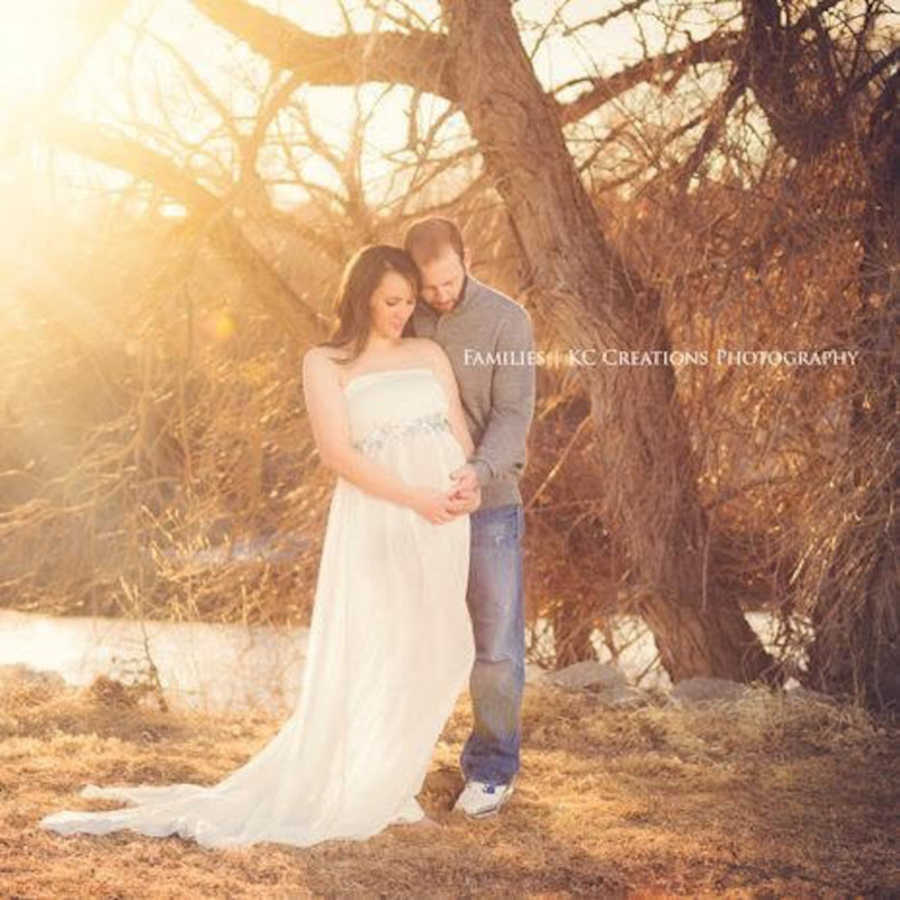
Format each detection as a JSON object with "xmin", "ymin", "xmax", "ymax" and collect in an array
[{"xmin": 460, "ymin": 503, "xmax": 525, "ymax": 785}]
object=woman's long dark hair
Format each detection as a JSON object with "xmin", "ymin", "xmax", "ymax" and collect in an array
[{"xmin": 320, "ymin": 245, "xmax": 420, "ymax": 365}]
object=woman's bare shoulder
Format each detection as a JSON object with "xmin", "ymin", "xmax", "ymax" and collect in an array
[
  {"xmin": 302, "ymin": 346, "xmax": 347, "ymax": 381},
  {"xmin": 304, "ymin": 343, "xmax": 352, "ymax": 364}
]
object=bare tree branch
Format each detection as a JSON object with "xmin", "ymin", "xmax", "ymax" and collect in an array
[
  {"xmin": 44, "ymin": 117, "xmax": 321, "ymax": 336},
  {"xmin": 675, "ymin": 59, "xmax": 751, "ymax": 191},
  {"xmin": 192, "ymin": 0, "xmax": 455, "ymax": 97},
  {"xmin": 136, "ymin": 26, "xmax": 241, "ymax": 147},
  {"xmin": 561, "ymin": 0, "xmax": 653, "ymax": 37},
  {"xmin": 557, "ymin": 30, "xmax": 741, "ymax": 125},
  {"xmin": 190, "ymin": 0, "xmax": 744, "ymax": 130}
]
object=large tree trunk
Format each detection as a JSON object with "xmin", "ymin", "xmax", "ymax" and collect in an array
[
  {"xmin": 442, "ymin": 0, "xmax": 775, "ymax": 683},
  {"xmin": 806, "ymin": 75, "xmax": 900, "ymax": 711},
  {"xmin": 805, "ymin": 288, "xmax": 899, "ymax": 711},
  {"xmin": 740, "ymin": 1, "xmax": 899, "ymax": 708}
]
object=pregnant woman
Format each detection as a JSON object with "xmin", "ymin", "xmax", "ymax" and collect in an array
[{"xmin": 39, "ymin": 244, "xmax": 479, "ymax": 848}]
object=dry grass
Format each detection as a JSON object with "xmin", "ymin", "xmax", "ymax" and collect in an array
[{"xmin": 3, "ymin": 675, "xmax": 897, "ymax": 898}]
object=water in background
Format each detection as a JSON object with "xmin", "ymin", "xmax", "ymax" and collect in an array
[
  {"xmin": 0, "ymin": 608, "xmax": 798, "ymax": 714},
  {"xmin": 0, "ymin": 609, "xmax": 308, "ymax": 715}
]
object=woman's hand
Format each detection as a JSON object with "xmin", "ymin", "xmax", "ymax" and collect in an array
[
  {"xmin": 448, "ymin": 482, "xmax": 481, "ymax": 515},
  {"xmin": 409, "ymin": 487, "xmax": 459, "ymax": 524}
]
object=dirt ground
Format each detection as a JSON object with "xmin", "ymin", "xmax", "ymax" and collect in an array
[{"xmin": 2, "ymin": 674, "xmax": 897, "ymax": 898}]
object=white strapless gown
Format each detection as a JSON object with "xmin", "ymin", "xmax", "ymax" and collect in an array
[{"xmin": 39, "ymin": 367, "xmax": 475, "ymax": 848}]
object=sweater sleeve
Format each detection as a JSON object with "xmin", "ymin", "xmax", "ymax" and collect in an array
[{"xmin": 469, "ymin": 307, "xmax": 535, "ymax": 485}]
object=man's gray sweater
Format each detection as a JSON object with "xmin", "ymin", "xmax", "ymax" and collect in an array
[{"xmin": 409, "ymin": 275, "xmax": 535, "ymax": 510}]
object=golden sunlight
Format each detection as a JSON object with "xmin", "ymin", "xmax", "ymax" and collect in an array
[{"xmin": 0, "ymin": 1, "xmax": 76, "ymax": 106}]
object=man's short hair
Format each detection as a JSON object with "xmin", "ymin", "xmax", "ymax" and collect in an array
[{"xmin": 403, "ymin": 216, "xmax": 465, "ymax": 265}]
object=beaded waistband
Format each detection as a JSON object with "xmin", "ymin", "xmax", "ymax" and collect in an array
[{"xmin": 352, "ymin": 411, "xmax": 451, "ymax": 454}]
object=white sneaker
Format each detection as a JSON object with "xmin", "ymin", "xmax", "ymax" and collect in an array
[{"xmin": 453, "ymin": 777, "xmax": 516, "ymax": 818}]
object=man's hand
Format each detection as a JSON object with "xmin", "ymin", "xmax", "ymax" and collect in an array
[{"xmin": 449, "ymin": 463, "xmax": 480, "ymax": 495}]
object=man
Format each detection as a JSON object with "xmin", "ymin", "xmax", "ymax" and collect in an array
[{"xmin": 403, "ymin": 217, "xmax": 535, "ymax": 818}]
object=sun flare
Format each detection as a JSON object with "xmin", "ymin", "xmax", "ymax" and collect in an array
[{"xmin": 0, "ymin": 1, "xmax": 75, "ymax": 107}]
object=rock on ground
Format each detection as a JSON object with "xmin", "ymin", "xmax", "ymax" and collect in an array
[
  {"xmin": 669, "ymin": 677, "xmax": 749, "ymax": 706},
  {"xmin": 540, "ymin": 661, "xmax": 628, "ymax": 692}
]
